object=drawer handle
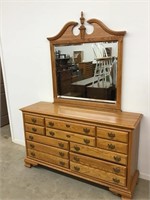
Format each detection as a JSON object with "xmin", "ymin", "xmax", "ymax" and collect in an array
[
  {"xmin": 58, "ymin": 143, "xmax": 64, "ymax": 148},
  {"xmin": 113, "ymin": 178, "xmax": 120, "ymax": 184},
  {"xmin": 74, "ymin": 166, "xmax": 80, "ymax": 172},
  {"xmin": 108, "ymin": 132, "xmax": 115, "ymax": 139},
  {"xmin": 83, "ymin": 139, "xmax": 90, "ymax": 144},
  {"xmin": 59, "ymin": 161, "xmax": 65, "ymax": 166},
  {"xmin": 32, "ymin": 127, "xmax": 37, "ymax": 132},
  {"xmin": 31, "ymin": 118, "xmax": 37, "ymax": 123},
  {"xmin": 108, "ymin": 143, "xmax": 115, "ymax": 150},
  {"xmin": 74, "ymin": 156, "xmax": 80, "ymax": 162},
  {"xmin": 83, "ymin": 128, "xmax": 90, "ymax": 134},
  {"xmin": 114, "ymin": 156, "xmax": 121, "ymax": 162},
  {"xmin": 29, "ymin": 135, "xmax": 34, "ymax": 140},
  {"xmin": 49, "ymin": 122, "xmax": 54, "ymax": 127},
  {"xmin": 49, "ymin": 131, "xmax": 55, "ymax": 136},
  {"xmin": 66, "ymin": 134, "xmax": 71, "ymax": 138},
  {"xmin": 113, "ymin": 167, "xmax": 120, "ymax": 174},
  {"xmin": 30, "ymin": 144, "xmax": 35, "ymax": 149},
  {"xmin": 74, "ymin": 146, "xmax": 80, "ymax": 151},
  {"xmin": 31, "ymin": 152, "xmax": 35, "ymax": 157},
  {"xmin": 59, "ymin": 152, "xmax": 64, "ymax": 157},
  {"xmin": 66, "ymin": 124, "xmax": 70, "ymax": 128}
]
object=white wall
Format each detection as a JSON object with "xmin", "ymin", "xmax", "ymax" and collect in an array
[{"xmin": 1, "ymin": 1, "xmax": 149, "ymax": 180}]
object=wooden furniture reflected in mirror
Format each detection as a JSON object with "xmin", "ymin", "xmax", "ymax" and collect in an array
[{"xmin": 47, "ymin": 11, "xmax": 126, "ymax": 111}]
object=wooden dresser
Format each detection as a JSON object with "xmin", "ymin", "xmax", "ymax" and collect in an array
[{"xmin": 21, "ymin": 101, "xmax": 142, "ymax": 200}]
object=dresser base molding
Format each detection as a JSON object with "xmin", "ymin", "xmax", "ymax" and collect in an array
[{"xmin": 24, "ymin": 156, "xmax": 138, "ymax": 200}]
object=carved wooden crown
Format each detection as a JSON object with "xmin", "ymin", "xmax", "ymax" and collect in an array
[{"xmin": 47, "ymin": 11, "xmax": 126, "ymax": 43}]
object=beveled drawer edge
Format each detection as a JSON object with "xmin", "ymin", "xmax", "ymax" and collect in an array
[
  {"xmin": 45, "ymin": 115, "xmax": 96, "ymax": 127},
  {"xmin": 96, "ymin": 125, "xmax": 130, "ymax": 133},
  {"xmin": 23, "ymin": 111, "xmax": 46, "ymax": 118}
]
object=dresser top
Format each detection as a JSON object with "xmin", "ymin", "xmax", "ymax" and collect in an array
[{"xmin": 21, "ymin": 101, "xmax": 142, "ymax": 129}]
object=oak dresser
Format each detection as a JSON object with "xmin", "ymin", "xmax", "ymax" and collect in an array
[{"xmin": 21, "ymin": 101, "xmax": 142, "ymax": 200}]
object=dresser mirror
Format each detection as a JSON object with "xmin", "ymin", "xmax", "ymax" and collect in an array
[{"xmin": 47, "ymin": 12, "xmax": 126, "ymax": 111}]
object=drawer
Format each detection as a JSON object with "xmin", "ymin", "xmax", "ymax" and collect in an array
[
  {"xmin": 97, "ymin": 127, "xmax": 128, "ymax": 143},
  {"xmin": 97, "ymin": 138, "xmax": 128, "ymax": 154},
  {"xmin": 70, "ymin": 162, "xmax": 126, "ymax": 186},
  {"xmin": 27, "ymin": 149, "xmax": 69, "ymax": 168},
  {"xmin": 26, "ymin": 132, "xmax": 69, "ymax": 150},
  {"xmin": 46, "ymin": 128, "xmax": 95, "ymax": 147},
  {"xmin": 25, "ymin": 124, "xmax": 45, "ymax": 135},
  {"xmin": 70, "ymin": 142, "xmax": 127, "ymax": 165},
  {"xmin": 70, "ymin": 152, "xmax": 126, "ymax": 177},
  {"xmin": 45, "ymin": 118, "xmax": 95, "ymax": 136},
  {"xmin": 24, "ymin": 114, "xmax": 44, "ymax": 126},
  {"xmin": 27, "ymin": 141, "xmax": 69, "ymax": 159}
]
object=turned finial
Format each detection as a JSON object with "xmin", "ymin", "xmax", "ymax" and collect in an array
[{"xmin": 79, "ymin": 11, "xmax": 86, "ymax": 39}]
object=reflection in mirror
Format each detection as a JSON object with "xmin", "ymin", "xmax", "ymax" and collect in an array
[{"xmin": 54, "ymin": 41, "xmax": 118, "ymax": 102}]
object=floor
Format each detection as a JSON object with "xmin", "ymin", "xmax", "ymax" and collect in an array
[{"xmin": 0, "ymin": 125, "xmax": 149, "ymax": 200}]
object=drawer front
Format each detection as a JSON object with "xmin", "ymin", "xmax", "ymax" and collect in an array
[
  {"xmin": 70, "ymin": 142, "xmax": 127, "ymax": 165},
  {"xmin": 97, "ymin": 138, "xmax": 128, "ymax": 154},
  {"xmin": 45, "ymin": 118, "xmax": 95, "ymax": 136},
  {"xmin": 46, "ymin": 128, "xmax": 95, "ymax": 147},
  {"xmin": 26, "ymin": 132, "xmax": 69, "ymax": 150},
  {"xmin": 24, "ymin": 114, "xmax": 44, "ymax": 126},
  {"xmin": 97, "ymin": 128, "xmax": 128, "ymax": 143},
  {"xmin": 27, "ymin": 141, "xmax": 69, "ymax": 159},
  {"xmin": 25, "ymin": 124, "xmax": 45, "ymax": 135},
  {"xmin": 70, "ymin": 152, "xmax": 126, "ymax": 177},
  {"xmin": 28, "ymin": 149, "xmax": 69, "ymax": 168},
  {"xmin": 70, "ymin": 162, "xmax": 126, "ymax": 186}
]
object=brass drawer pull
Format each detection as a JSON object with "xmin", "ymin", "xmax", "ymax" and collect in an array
[
  {"xmin": 108, "ymin": 132, "xmax": 115, "ymax": 139},
  {"xmin": 74, "ymin": 156, "xmax": 80, "ymax": 162},
  {"xmin": 48, "ymin": 122, "xmax": 54, "ymax": 127},
  {"xmin": 113, "ymin": 178, "xmax": 120, "ymax": 184},
  {"xmin": 59, "ymin": 152, "xmax": 64, "ymax": 157},
  {"xmin": 66, "ymin": 134, "xmax": 71, "ymax": 138},
  {"xmin": 31, "ymin": 152, "xmax": 35, "ymax": 157},
  {"xmin": 29, "ymin": 135, "xmax": 34, "ymax": 140},
  {"xmin": 83, "ymin": 139, "xmax": 90, "ymax": 144},
  {"xmin": 32, "ymin": 127, "xmax": 37, "ymax": 132},
  {"xmin": 74, "ymin": 166, "xmax": 80, "ymax": 172},
  {"xmin": 114, "ymin": 156, "xmax": 121, "ymax": 162},
  {"xmin": 31, "ymin": 118, "xmax": 37, "ymax": 123},
  {"xmin": 59, "ymin": 161, "xmax": 65, "ymax": 166},
  {"xmin": 49, "ymin": 131, "xmax": 55, "ymax": 136},
  {"xmin": 108, "ymin": 143, "xmax": 115, "ymax": 150},
  {"xmin": 83, "ymin": 128, "xmax": 90, "ymax": 134},
  {"xmin": 74, "ymin": 146, "xmax": 80, "ymax": 151},
  {"xmin": 58, "ymin": 143, "xmax": 64, "ymax": 148},
  {"xmin": 113, "ymin": 167, "xmax": 120, "ymax": 173},
  {"xmin": 66, "ymin": 124, "xmax": 70, "ymax": 128},
  {"xmin": 30, "ymin": 144, "xmax": 35, "ymax": 149}
]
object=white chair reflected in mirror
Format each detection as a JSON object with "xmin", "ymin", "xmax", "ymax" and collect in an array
[{"xmin": 92, "ymin": 43, "xmax": 113, "ymax": 88}]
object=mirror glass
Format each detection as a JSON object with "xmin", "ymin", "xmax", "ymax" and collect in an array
[{"xmin": 54, "ymin": 41, "xmax": 118, "ymax": 103}]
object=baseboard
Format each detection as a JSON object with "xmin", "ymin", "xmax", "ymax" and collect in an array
[
  {"xmin": 139, "ymin": 172, "xmax": 150, "ymax": 181},
  {"xmin": 12, "ymin": 138, "xmax": 25, "ymax": 146}
]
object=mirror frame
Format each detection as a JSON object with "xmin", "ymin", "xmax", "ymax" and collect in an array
[{"xmin": 47, "ymin": 12, "xmax": 126, "ymax": 111}]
